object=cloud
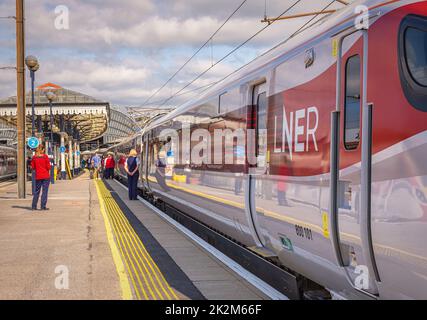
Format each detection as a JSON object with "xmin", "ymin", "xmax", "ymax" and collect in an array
[{"xmin": 0, "ymin": 0, "xmax": 352, "ymax": 107}]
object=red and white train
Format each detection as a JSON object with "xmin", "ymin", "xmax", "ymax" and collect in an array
[{"xmin": 111, "ymin": 0, "xmax": 427, "ymax": 299}]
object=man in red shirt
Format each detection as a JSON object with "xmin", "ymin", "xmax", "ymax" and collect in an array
[{"xmin": 31, "ymin": 145, "xmax": 51, "ymax": 210}]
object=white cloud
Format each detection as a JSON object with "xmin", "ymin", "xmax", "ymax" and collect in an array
[{"xmin": 0, "ymin": 0, "xmax": 352, "ymax": 106}]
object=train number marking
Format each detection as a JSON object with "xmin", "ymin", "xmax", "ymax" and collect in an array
[{"xmin": 295, "ymin": 225, "xmax": 313, "ymax": 240}]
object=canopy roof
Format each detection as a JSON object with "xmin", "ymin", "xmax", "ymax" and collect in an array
[{"xmin": 0, "ymin": 83, "xmax": 109, "ymax": 142}]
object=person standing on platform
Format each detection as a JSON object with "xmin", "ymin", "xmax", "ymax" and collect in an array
[
  {"xmin": 31, "ymin": 145, "xmax": 51, "ymax": 211},
  {"xmin": 92, "ymin": 153, "xmax": 101, "ymax": 180},
  {"xmin": 104, "ymin": 153, "xmax": 115, "ymax": 179},
  {"xmin": 26, "ymin": 155, "xmax": 32, "ymax": 181},
  {"xmin": 125, "ymin": 149, "xmax": 140, "ymax": 200}
]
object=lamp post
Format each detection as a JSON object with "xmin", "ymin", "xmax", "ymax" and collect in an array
[
  {"xmin": 25, "ymin": 55, "xmax": 39, "ymax": 195},
  {"xmin": 46, "ymin": 91, "xmax": 56, "ymax": 184}
]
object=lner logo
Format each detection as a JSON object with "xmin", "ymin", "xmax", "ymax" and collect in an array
[{"xmin": 273, "ymin": 105, "xmax": 319, "ymax": 160}]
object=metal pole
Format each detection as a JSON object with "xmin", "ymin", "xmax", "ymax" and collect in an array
[
  {"xmin": 49, "ymin": 100, "xmax": 53, "ymax": 151},
  {"xmin": 30, "ymin": 69, "xmax": 36, "ymax": 195},
  {"xmin": 60, "ymin": 133, "xmax": 66, "ymax": 179},
  {"xmin": 69, "ymin": 137, "xmax": 73, "ymax": 178},
  {"xmin": 30, "ymin": 70, "xmax": 35, "ymax": 135},
  {"xmin": 49, "ymin": 100, "xmax": 55, "ymax": 184},
  {"xmin": 16, "ymin": 0, "xmax": 26, "ymax": 199}
]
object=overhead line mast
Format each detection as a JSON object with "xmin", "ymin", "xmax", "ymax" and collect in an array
[{"xmin": 262, "ymin": 0, "xmax": 349, "ymax": 24}]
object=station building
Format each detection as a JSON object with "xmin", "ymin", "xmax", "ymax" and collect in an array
[
  {"xmin": 80, "ymin": 107, "xmax": 140, "ymax": 153},
  {"xmin": 0, "ymin": 83, "xmax": 138, "ymax": 179}
]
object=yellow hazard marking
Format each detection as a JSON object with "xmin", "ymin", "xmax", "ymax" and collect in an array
[
  {"xmin": 332, "ymin": 38, "xmax": 338, "ymax": 57},
  {"xmin": 65, "ymin": 158, "xmax": 72, "ymax": 180},
  {"xmin": 95, "ymin": 180, "xmax": 133, "ymax": 300},
  {"xmin": 96, "ymin": 180, "xmax": 179, "ymax": 300},
  {"xmin": 322, "ymin": 212, "xmax": 330, "ymax": 239},
  {"xmin": 172, "ymin": 174, "xmax": 187, "ymax": 183}
]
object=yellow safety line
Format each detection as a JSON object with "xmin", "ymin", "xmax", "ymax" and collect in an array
[
  {"xmin": 94, "ymin": 180, "xmax": 133, "ymax": 300},
  {"xmin": 108, "ymin": 196, "xmax": 178, "ymax": 300},
  {"xmin": 98, "ymin": 181, "xmax": 148, "ymax": 300},
  {"xmin": 105, "ymin": 195, "xmax": 175, "ymax": 300},
  {"xmin": 105, "ymin": 196, "xmax": 162, "ymax": 300},
  {"xmin": 100, "ymin": 182, "xmax": 154, "ymax": 300},
  {"xmin": 148, "ymin": 175, "xmax": 427, "ymax": 264},
  {"xmin": 105, "ymin": 185, "xmax": 178, "ymax": 300},
  {"xmin": 97, "ymin": 180, "xmax": 178, "ymax": 300},
  {"xmin": 104, "ymin": 198, "xmax": 151, "ymax": 300},
  {"xmin": 104, "ymin": 182, "xmax": 178, "ymax": 300}
]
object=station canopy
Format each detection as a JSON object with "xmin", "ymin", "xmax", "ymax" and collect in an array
[{"xmin": 0, "ymin": 83, "xmax": 110, "ymax": 142}]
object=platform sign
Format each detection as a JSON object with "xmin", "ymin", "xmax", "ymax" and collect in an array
[
  {"xmin": 60, "ymin": 146, "xmax": 66, "ymax": 153},
  {"xmin": 27, "ymin": 137, "xmax": 39, "ymax": 149}
]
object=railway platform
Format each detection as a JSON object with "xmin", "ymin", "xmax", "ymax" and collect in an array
[{"xmin": 0, "ymin": 173, "xmax": 269, "ymax": 300}]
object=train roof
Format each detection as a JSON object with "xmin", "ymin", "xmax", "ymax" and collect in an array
[{"xmin": 142, "ymin": 0, "xmax": 405, "ymax": 132}]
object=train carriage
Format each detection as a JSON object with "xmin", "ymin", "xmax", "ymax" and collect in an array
[
  {"xmin": 112, "ymin": 0, "xmax": 427, "ymax": 299},
  {"xmin": 0, "ymin": 146, "xmax": 17, "ymax": 180}
]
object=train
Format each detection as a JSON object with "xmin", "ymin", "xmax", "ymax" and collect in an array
[
  {"xmin": 0, "ymin": 145, "xmax": 17, "ymax": 181},
  {"xmin": 108, "ymin": 0, "xmax": 427, "ymax": 299}
]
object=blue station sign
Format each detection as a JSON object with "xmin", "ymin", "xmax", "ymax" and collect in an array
[{"xmin": 27, "ymin": 137, "xmax": 40, "ymax": 149}]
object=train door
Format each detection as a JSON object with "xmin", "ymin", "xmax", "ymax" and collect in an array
[
  {"xmin": 330, "ymin": 29, "xmax": 381, "ymax": 298},
  {"xmin": 141, "ymin": 134, "xmax": 149, "ymax": 190},
  {"xmin": 246, "ymin": 82, "xmax": 269, "ymax": 248},
  {"xmin": 144, "ymin": 132, "xmax": 154, "ymax": 193}
]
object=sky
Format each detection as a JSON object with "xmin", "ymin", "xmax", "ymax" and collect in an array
[{"xmin": 0, "ymin": 0, "xmax": 352, "ymax": 110}]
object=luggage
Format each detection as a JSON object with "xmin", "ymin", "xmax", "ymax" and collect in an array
[{"xmin": 90, "ymin": 169, "xmax": 94, "ymax": 180}]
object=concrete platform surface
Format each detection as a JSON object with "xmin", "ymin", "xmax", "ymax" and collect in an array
[
  {"xmin": 0, "ymin": 175, "xmax": 121, "ymax": 299},
  {"xmin": 0, "ymin": 173, "xmax": 268, "ymax": 300}
]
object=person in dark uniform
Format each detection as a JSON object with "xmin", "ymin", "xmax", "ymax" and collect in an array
[
  {"xmin": 27, "ymin": 156, "xmax": 32, "ymax": 175},
  {"xmin": 31, "ymin": 145, "xmax": 51, "ymax": 211},
  {"xmin": 125, "ymin": 149, "xmax": 139, "ymax": 200}
]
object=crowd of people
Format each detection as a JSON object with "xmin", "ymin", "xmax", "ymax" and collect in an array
[
  {"xmin": 85, "ymin": 150, "xmax": 140, "ymax": 200},
  {"xmin": 28, "ymin": 148, "xmax": 141, "ymax": 211},
  {"xmin": 83, "ymin": 153, "xmax": 114, "ymax": 180}
]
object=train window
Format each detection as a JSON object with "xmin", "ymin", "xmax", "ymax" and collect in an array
[
  {"xmin": 399, "ymin": 14, "xmax": 427, "ymax": 112},
  {"xmin": 344, "ymin": 55, "xmax": 361, "ymax": 150},
  {"xmin": 257, "ymin": 91, "xmax": 268, "ymax": 163},
  {"xmin": 219, "ymin": 88, "xmax": 240, "ymax": 114},
  {"xmin": 405, "ymin": 27, "xmax": 427, "ymax": 86}
]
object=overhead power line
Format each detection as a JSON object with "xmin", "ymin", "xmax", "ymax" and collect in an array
[
  {"xmin": 0, "ymin": 66, "xmax": 16, "ymax": 70},
  {"xmin": 138, "ymin": 82, "xmax": 217, "ymax": 107},
  {"xmin": 164, "ymin": 0, "xmax": 339, "ymax": 110},
  {"xmin": 157, "ymin": 0, "xmax": 304, "ymax": 108},
  {"xmin": 140, "ymin": 0, "xmax": 249, "ymax": 107}
]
